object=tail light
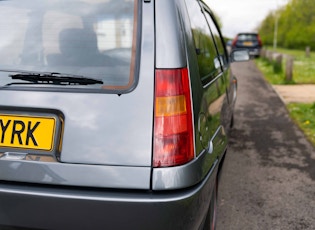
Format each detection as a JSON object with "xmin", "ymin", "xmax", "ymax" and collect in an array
[
  {"xmin": 257, "ymin": 34, "xmax": 263, "ymax": 47},
  {"xmin": 153, "ymin": 68, "xmax": 194, "ymax": 167},
  {"xmin": 231, "ymin": 37, "xmax": 237, "ymax": 47}
]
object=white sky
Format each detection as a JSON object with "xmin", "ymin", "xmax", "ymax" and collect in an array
[{"xmin": 205, "ymin": 0, "xmax": 289, "ymax": 38}]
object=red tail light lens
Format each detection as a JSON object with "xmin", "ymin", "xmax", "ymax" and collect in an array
[
  {"xmin": 153, "ymin": 68, "xmax": 194, "ymax": 167},
  {"xmin": 232, "ymin": 36, "xmax": 238, "ymax": 47},
  {"xmin": 257, "ymin": 34, "xmax": 263, "ymax": 47}
]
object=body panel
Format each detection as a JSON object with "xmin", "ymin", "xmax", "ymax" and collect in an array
[
  {"xmin": 155, "ymin": 0, "xmax": 187, "ymax": 68},
  {"xmin": 0, "ymin": 0, "xmax": 242, "ymax": 229},
  {"xmin": 0, "ymin": 160, "xmax": 151, "ymax": 189},
  {"xmin": 0, "ymin": 162, "xmax": 218, "ymax": 230}
]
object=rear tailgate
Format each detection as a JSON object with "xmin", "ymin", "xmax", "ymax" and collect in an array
[
  {"xmin": 0, "ymin": 78, "xmax": 154, "ymax": 189},
  {"xmin": 0, "ymin": 0, "xmax": 155, "ymax": 190}
]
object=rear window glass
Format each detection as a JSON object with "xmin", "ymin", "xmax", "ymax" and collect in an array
[
  {"xmin": 237, "ymin": 34, "xmax": 258, "ymax": 41},
  {"xmin": 185, "ymin": 0, "xmax": 221, "ymax": 84},
  {"xmin": 204, "ymin": 11, "xmax": 228, "ymax": 67},
  {"xmin": 0, "ymin": 0, "xmax": 138, "ymax": 93}
]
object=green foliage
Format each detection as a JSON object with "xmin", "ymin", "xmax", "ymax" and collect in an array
[
  {"xmin": 258, "ymin": 12, "xmax": 276, "ymax": 47},
  {"xmin": 258, "ymin": 0, "xmax": 315, "ymax": 50}
]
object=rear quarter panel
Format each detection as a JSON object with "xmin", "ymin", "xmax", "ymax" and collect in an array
[{"xmin": 152, "ymin": 0, "xmax": 229, "ymax": 191}]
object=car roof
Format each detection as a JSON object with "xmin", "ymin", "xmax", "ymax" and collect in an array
[{"xmin": 237, "ymin": 32, "xmax": 258, "ymax": 35}]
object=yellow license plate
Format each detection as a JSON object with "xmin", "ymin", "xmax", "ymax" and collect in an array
[
  {"xmin": 0, "ymin": 114, "xmax": 56, "ymax": 151},
  {"xmin": 243, "ymin": 41, "xmax": 253, "ymax": 46}
]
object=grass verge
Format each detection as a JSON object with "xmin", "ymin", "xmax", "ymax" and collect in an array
[
  {"xmin": 255, "ymin": 48, "xmax": 315, "ymax": 84},
  {"xmin": 255, "ymin": 58, "xmax": 287, "ymax": 84},
  {"xmin": 287, "ymin": 103, "xmax": 315, "ymax": 146}
]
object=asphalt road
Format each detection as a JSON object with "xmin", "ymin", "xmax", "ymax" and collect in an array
[{"xmin": 216, "ymin": 61, "xmax": 315, "ymax": 230}]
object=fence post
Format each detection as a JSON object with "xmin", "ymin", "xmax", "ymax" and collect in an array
[
  {"xmin": 260, "ymin": 49, "xmax": 266, "ymax": 59},
  {"xmin": 274, "ymin": 54, "xmax": 282, "ymax": 73},
  {"xmin": 285, "ymin": 56, "xmax": 293, "ymax": 82},
  {"xmin": 267, "ymin": 50, "xmax": 273, "ymax": 62},
  {"xmin": 306, "ymin": 46, "xmax": 311, "ymax": 58}
]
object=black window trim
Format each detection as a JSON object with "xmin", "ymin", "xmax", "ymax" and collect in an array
[{"xmin": 199, "ymin": 1, "xmax": 229, "ymax": 70}]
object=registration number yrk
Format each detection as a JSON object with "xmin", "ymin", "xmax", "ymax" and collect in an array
[{"xmin": 0, "ymin": 114, "xmax": 56, "ymax": 151}]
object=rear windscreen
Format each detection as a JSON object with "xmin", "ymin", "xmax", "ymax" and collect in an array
[
  {"xmin": 237, "ymin": 34, "xmax": 258, "ymax": 41},
  {"xmin": 0, "ymin": 0, "xmax": 138, "ymax": 92}
]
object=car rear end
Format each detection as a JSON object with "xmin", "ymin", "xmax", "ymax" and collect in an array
[
  {"xmin": 0, "ymin": 0, "xmax": 220, "ymax": 229},
  {"xmin": 232, "ymin": 33, "xmax": 262, "ymax": 57}
]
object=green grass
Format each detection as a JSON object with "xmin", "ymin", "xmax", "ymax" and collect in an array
[
  {"xmin": 287, "ymin": 103, "xmax": 315, "ymax": 146},
  {"xmin": 277, "ymin": 48, "xmax": 315, "ymax": 84},
  {"xmin": 255, "ymin": 48, "xmax": 315, "ymax": 147},
  {"xmin": 255, "ymin": 58, "xmax": 287, "ymax": 84},
  {"xmin": 255, "ymin": 47, "xmax": 315, "ymax": 84}
]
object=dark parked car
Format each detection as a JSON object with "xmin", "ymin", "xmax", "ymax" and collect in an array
[
  {"xmin": 0, "ymin": 0, "xmax": 248, "ymax": 229},
  {"xmin": 232, "ymin": 32, "xmax": 263, "ymax": 57}
]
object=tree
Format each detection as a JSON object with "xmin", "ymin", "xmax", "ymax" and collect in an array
[{"xmin": 258, "ymin": 0, "xmax": 315, "ymax": 50}]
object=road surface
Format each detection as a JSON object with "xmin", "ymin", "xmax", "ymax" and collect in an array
[{"xmin": 216, "ymin": 61, "xmax": 315, "ymax": 230}]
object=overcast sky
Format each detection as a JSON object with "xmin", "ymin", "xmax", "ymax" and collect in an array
[{"xmin": 205, "ymin": 0, "xmax": 289, "ymax": 38}]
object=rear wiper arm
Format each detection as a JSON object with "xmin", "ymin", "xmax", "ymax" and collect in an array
[{"xmin": 8, "ymin": 72, "xmax": 103, "ymax": 85}]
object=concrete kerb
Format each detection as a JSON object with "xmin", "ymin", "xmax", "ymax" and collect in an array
[{"xmin": 272, "ymin": 84, "xmax": 315, "ymax": 104}]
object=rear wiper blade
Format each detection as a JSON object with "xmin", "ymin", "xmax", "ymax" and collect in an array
[{"xmin": 8, "ymin": 72, "xmax": 103, "ymax": 85}]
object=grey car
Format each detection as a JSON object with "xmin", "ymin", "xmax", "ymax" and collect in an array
[{"xmin": 0, "ymin": 0, "xmax": 248, "ymax": 229}]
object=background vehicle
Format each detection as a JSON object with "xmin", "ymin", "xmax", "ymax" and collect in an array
[
  {"xmin": 232, "ymin": 32, "xmax": 263, "ymax": 57},
  {"xmin": 0, "ymin": 0, "xmax": 248, "ymax": 229}
]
